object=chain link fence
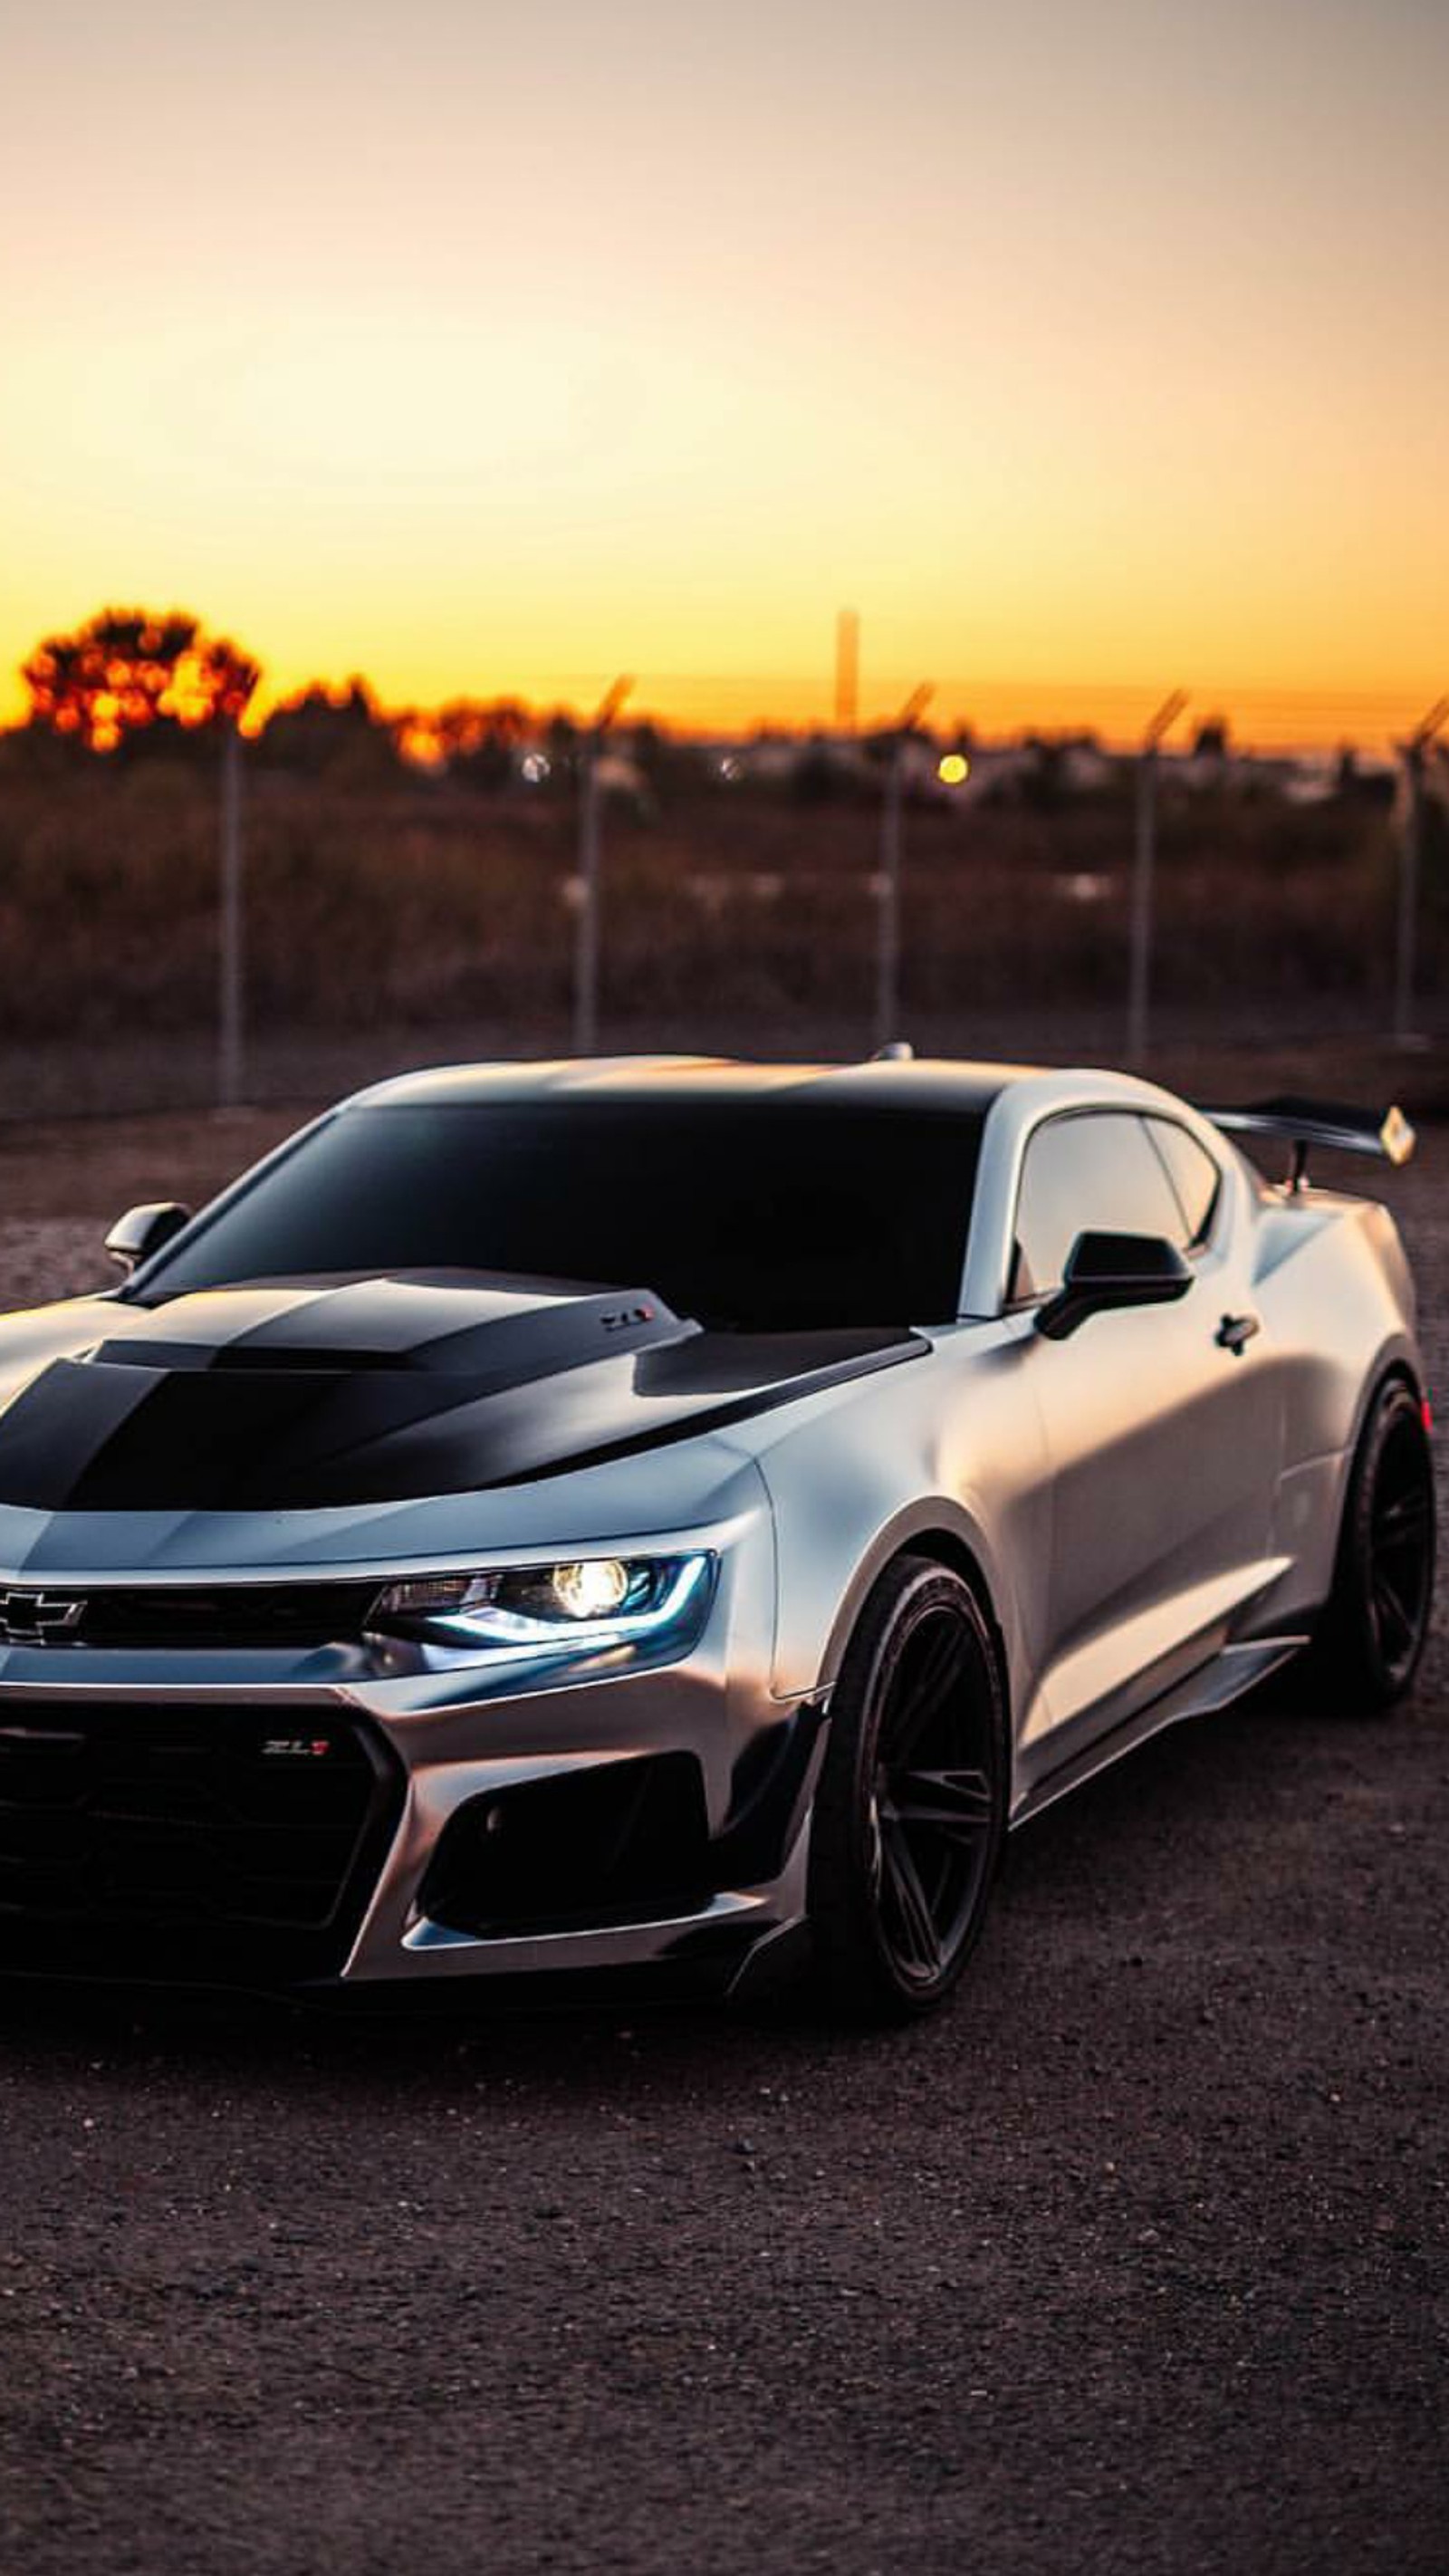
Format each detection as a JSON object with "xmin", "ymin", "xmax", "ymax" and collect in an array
[{"xmin": 2, "ymin": 722, "xmax": 1445, "ymax": 1121}]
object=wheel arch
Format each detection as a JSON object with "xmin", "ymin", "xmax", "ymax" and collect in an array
[
  {"xmin": 898, "ymin": 1528, "xmax": 1012, "ymax": 1727},
  {"xmin": 1345, "ymin": 1340, "xmax": 1426, "ymax": 1460},
  {"xmin": 815, "ymin": 1508, "xmax": 1013, "ymax": 1731},
  {"xmin": 1301, "ymin": 1351, "xmax": 1436, "ymax": 1708}
]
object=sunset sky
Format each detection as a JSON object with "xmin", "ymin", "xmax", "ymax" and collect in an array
[{"xmin": 2, "ymin": 0, "xmax": 1445, "ymax": 746}]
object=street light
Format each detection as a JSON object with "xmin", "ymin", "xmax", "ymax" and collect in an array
[
  {"xmin": 875, "ymin": 681, "xmax": 934, "ymax": 1051},
  {"xmin": 1127, "ymin": 689, "xmax": 1189, "ymax": 1062},
  {"xmin": 572, "ymin": 675, "xmax": 634, "ymax": 1056}
]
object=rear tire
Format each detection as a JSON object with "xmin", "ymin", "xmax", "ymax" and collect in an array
[
  {"xmin": 806, "ymin": 1556, "xmax": 1008, "ymax": 2023},
  {"xmin": 1304, "ymin": 1377, "xmax": 1436, "ymax": 1711}
]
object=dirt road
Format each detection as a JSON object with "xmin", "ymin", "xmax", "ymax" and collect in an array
[{"xmin": 0, "ymin": 1129, "xmax": 1444, "ymax": 2575}]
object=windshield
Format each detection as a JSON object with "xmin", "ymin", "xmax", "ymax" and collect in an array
[{"xmin": 135, "ymin": 1100, "xmax": 984, "ymax": 1331}]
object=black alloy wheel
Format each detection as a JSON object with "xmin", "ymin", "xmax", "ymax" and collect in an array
[
  {"xmin": 807, "ymin": 1556, "xmax": 1007, "ymax": 2021},
  {"xmin": 1310, "ymin": 1376, "xmax": 1436, "ymax": 1710}
]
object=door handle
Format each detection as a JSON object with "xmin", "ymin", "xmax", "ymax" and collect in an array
[{"xmin": 1215, "ymin": 1312, "xmax": 1261, "ymax": 1356}]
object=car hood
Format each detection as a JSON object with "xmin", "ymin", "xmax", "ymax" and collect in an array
[{"xmin": 0, "ymin": 1274, "xmax": 925, "ymax": 1513}]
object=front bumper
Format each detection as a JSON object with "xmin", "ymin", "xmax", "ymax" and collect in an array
[{"xmin": 0, "ymin": 1500, "xmax": 821, "ymax": 1999}]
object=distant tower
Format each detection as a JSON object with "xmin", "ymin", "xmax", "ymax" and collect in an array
[{"xmin": 835, "ymin": 610, "xmax": 859, "ymax": 734}]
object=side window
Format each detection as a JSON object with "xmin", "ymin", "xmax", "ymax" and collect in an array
[
  {"xmin": 1146, "ymin": 1119, "xmax": 1221, "ymax": 1246},
  {"xmin": 1010, "ymin": 1112, "xmax": 1186, "ymax": 1301}
]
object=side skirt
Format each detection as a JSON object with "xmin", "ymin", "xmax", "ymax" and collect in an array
[{"xmin": 1009, "ymin": 1635, "xmax": 1308, "ymax": 1831}]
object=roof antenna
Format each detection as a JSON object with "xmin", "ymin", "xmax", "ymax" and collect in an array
[{"xmin": 871, "ymin": 1041, "xmax": 915, "ymax": 1062}]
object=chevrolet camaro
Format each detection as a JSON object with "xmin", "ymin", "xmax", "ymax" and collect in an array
[{"xmin": 0, "ymin": 1056, "xmax": 1435, "ymax": 2018}]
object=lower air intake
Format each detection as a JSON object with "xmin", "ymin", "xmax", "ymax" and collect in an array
[{"xmin": 417, "ymin": 1752, "xmax": 713, "ymax": 1940}]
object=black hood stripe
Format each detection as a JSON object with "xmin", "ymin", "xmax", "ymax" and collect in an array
[{"xmin": 0, "ymin": 1276, "xmax": 925, "ymax": 1510}]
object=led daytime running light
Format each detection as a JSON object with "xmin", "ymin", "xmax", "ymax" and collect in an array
[{"xmin": 369, "ymin": 1552, "xmax": 712, "ymax": 1659}]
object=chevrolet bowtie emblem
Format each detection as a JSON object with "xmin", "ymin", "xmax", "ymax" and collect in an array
[{"xmin": 0, "ymin": 1591, "xmax": 87, "ymax": 1645}]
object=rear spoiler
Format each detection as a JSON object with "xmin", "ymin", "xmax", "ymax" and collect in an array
[{"xmin": 1200, "ymin": 1096, "xmax": 1415, "ymax": 1191}]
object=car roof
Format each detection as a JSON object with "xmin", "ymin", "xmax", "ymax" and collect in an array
[{"xmin": 347, "ymin": 1055, "xmax": 1041, "ymax": 1115}]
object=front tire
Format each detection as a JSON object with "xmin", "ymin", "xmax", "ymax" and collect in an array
[
  {"xmin": 806, "ymin": 1556, "xmax": 1008, "ymax": 2022},
  {"xmin": 1307, "ymin": 1377, "xmax": 1436, "ymax": 1710}
]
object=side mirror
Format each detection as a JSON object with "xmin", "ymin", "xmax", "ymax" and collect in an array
[
  {"xmin": 104, "ymin": 1201, "xmax": 191, "ymax": 1275},
  {"xmin": 1035, "ymin": 1231, "xmax": 1192, "ymax": 1341}
]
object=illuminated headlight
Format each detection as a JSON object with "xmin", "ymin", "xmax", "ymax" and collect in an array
[
  {"xmin": 366, "ymin": 1553, "xmax": 714, "ymax": 1660},
  {"xmin": 552, "ymin": 1557, "xmax": 630, "ymax": 1619}
]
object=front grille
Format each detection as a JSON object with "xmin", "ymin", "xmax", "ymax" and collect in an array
[
  {"xmin": 3, "ymin": 1581, "xmax": 384, "ymax": 1653},
  {"xmin": 0, "ymin": 1700, "xmax": 405, "ymax": 1982}
]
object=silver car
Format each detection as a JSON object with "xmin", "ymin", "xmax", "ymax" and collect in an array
[{"xmin": 0, "ymin": 1057, "xmax": 1435, "ymax": 2018}]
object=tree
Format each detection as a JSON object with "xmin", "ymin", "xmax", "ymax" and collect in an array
[
  {"xmin": 394, "ymin": 698, "xmax": 531, "ymax": 786},
  {"xmin": 22, "ymin": 608, "xmax": 259, "ymax": 755},
  {"xmin": 259, "ymin": 679, "xmax": 398, "ymax": 782}
]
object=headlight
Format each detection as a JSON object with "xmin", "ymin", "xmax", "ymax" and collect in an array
[{"xmin": 366, "ymin": 1552, "xmax": 714, "ymax": 1661}]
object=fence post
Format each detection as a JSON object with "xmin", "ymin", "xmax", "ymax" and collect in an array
[
  {"xmin": 573, "ymin": 738, "xmax": 602, "ymax": 1056},
  {"xmin": 874, "ymin": 682, "xmax": 933, "ymax": 1051},
  {"xmin": 218, "ymin": 718, "xmax": 244, "ymax": 1107},
  {"xmin": 1127, "ymin": 690, "xmax": 1187, "ymax": 1063},
  {"xmin": 571, "ymin": 676, "xmax": 632, "ymax": 1057},
  {"xmin": 1395, "ymin": 699, "xmax": 1447, "ymax": 1047},
  {"xmin": 875, "ymin": 736, "xmax": 904, "ymax": 1052}
]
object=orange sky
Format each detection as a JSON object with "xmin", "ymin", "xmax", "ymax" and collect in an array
[{"xmin": 2, "ymin": 1, "xmax": 1445, "ymax": 750}]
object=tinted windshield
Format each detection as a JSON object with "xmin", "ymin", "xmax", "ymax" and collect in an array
[{"xmin": 138, "ymin": 1100, "xmax": 984, "ymax": 1330}]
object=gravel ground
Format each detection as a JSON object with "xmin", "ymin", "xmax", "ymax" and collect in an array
[{"xmin": 0, "ymin": 1141, "xmax": 1445, "ymax": 2576}]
